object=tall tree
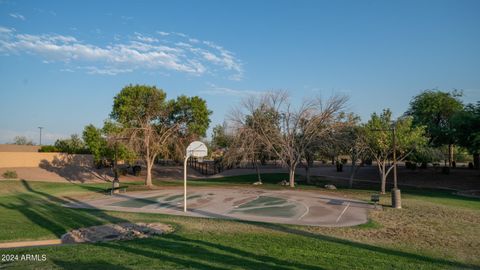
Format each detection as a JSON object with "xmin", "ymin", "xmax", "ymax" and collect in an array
[
  {"xmin": 452, "ymin": 102, "xmax": 480, "ymax": 169},
  {"xmin": 238, "ymin": 91, "xmax": 347, "ymax": 187},
  {"xmin": 110, "ymin": 84, "xmax": 211, "ymax": 186},
  {"xmin": 82, "ymin": 124, "xmax": 106, "ymax": 163},
  {"xmin": 406, "ymin": 90, "xmax": 464, "ymax": 167},
  {"xmin": 225, "ymin": 106, "xmax": 277, "ymax": 183},
  {"xmin": 364, "ymin": 109, "xmax": 427, "ymax": 194},
  {"xmin": 336, "ymin": 115, "xmax": 369, "ymax": 188},
  {"xmin": 82, "ymin": 122, "xmax": 136, "ymax": 166},
  {"xmin": 211, "ymin": 123, "xmax": 233, "ymax": 149}
]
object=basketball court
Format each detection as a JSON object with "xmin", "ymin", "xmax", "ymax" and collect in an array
[{"xmin": 63, "ymin": 187, "xmax": 375, "ymax": 227}]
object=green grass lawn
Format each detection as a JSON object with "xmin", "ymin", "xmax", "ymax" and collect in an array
[{"xmin": 0, "ymin": 176, "xmax": 479, "ymax": 269}]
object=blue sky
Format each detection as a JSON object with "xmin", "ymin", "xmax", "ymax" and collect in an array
[{"xmin": 1, "ymin": 0, "xmax": 479, "ymax": 144}]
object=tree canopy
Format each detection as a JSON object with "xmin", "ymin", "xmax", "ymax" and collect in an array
[
  {"xmin": 110, "ymin": 84, "xmax": 211, "ymax": 186},
  {"xmin": 406, "ymin": 90, "xmax": 463, "ymax": 146},
  {"xmin": 364, "ymin": 109, "xmax": 427, "ymax": 193}
]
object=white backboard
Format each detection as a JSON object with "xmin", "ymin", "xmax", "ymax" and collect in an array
[{"xmin": 186, "ymin": 141, "xmax": 208, "ymax": 158}]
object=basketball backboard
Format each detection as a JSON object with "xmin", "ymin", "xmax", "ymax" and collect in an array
[{"xmin": 186, "ymin": 141, "xmax": 208, "ymax": 158}]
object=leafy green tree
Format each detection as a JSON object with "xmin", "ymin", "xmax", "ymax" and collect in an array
[
  {"xmin": 54, "ymin": 134, "xmax": 89, "ymax": 154},
  {"xmin": 406, "ymin": 90, "xmax": 464, "ymax": 167},
  {"xmin": 110, "ymin": 84, "xmax": 211, "ymax": 186},
  {"xmin": 211, "ymin": 124, "xmax": 232, "ymax": 149},
  {"xmin": 167, "ymin": 95, "xmax": 212, "ymax": 159},
  {"xmin": 13, "ymin": 136, "xmax": 34, "ymax": 145},
  {"xmin": 82, "ymin": 124, "xmax": 106, "ymax": 162},
  {"xmin": 452, "ymin": 102, "xmax": 480, "ymax": 168},
  {"xmin": 170, "ymin": 95, "xmax": 211, "ymax": 137},
  {"xmin": 364, "ymin": 109, "xmax": 427, "ymax": 194}
]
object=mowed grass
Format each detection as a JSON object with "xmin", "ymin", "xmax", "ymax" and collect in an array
[{"xmin": 0, "ymin": 176, "xmax": 479, "ymax": 269}]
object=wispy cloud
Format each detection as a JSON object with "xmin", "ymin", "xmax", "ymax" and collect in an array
[
  {"xmin": 200, "ymin": 83, "xmax": 261, "ymax": 97},
  {"xmin": 0, "ymin": 27, "xmax": 244, "ymax": 80},
  {"xmin": 9, "ymin": 13, "xmax": 25, "ymax": 20},
  {"xmin": 83, "ymin": 66, "xmax": 133, "ymax": 76}
]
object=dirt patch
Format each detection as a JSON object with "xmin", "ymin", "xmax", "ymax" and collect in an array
[{"xmin": 61, "ymin": 223, "xmax": 174, "ymax": 244}]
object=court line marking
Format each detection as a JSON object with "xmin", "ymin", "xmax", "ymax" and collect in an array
[
  {"xmin": 297, "ymin": 201, "xmax": 310, "ymax": 220},
  {"xmin": 234, "ymin": 195, "xmax": 259, "ymax": 208},
  {"xmin": 336, "ymin": 202, "xmax": 350, "ymax": 223}
]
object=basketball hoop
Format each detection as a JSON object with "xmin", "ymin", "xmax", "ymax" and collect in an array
[{"xmin": 184, "ymin": 141, "xmax": 208, "ymax": 212}]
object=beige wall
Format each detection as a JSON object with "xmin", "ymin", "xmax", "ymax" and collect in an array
[{"xmin": 0, "ymin": 152, "xmax": 93, "ymax": 168}]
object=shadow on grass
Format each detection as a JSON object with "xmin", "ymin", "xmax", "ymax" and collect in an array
[
  {"xmin": 243, "ymin": 221, "xmax": 479, "ymax": 270},
  {"xmin": 52, "ymin": 259, "xmax": 132, "ymax": 270},
  {"xmin": 1, "ymin": 180, "xmax": 478, "ymax": 269},
  {"xmin": 0, "ymin": 180, "xmax": 129, "ymax": 239},
  {"xmin": 99, "ymin": 234, "xmax": 324, "ymax": 270}
]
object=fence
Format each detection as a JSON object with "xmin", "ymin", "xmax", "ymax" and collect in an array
[{"xmin": 188, "ymin": 158, "xmax": 224, "ymax": 175}]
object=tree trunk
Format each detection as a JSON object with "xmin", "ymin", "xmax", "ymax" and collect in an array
[
  {"xmin": 380, "ymin": 165, "xmax": 386, "ymax": 194},
  {"xmin": 305, "ymin": 165, "xmax": 311, "ymax": 184},
  {"xmin": 305, "ymin": 154, "xmax": 313, "ymax": 184},
  {"xmin": 473, "ymin": 153, "xmax": 480, "ymax": 170},
  {"xmin": 254, "ymin": 160, "xmax": 262, "ymax": 183},
  {"xmin": 145, "ymin": 160, "xmax": 153, "ymax": 187},
  {"xmin": 349, "ymin": 162, "xmax": 356, "ymax": 189},
  {"xmin": 448, "ymin": 144, "xmax": 453, "ymax": 168},
  {"xmin": 289, "ymin": 167, "xmax": 296, "ymax": 188}
]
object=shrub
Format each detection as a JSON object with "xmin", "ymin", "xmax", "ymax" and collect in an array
[
  {"xmin": 132, "ymin": 165, "xmax": 141, "ymax": 176},
  {"xmin": 3, "ymin": 170, "xmax": 18, "ymax": 179},
  {"xmin": 38, "ymin": 145, "xmax": 61, "ymax": 152}
]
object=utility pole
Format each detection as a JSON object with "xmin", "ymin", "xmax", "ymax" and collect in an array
[{"xmin": 38, "ymin": 127, "xmax": 43, "ymax": 146}]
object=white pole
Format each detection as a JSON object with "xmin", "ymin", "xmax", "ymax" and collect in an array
[{"xmin": 184, "ymin": 155, "xmax": 188, "ymax": 212}]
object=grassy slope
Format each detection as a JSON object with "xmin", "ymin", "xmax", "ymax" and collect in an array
[{"xmin": 0, "ymin": 175, "xmax": 479, "ymax": 269}]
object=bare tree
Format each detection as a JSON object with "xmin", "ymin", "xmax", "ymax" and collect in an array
[
  {"xmin": 236, "ymin": 91, "xmax": 347, "ymax": 187},
  {"xmin": 125, "ymin": 122, "xmax": 180, "ymax": 186},
  {"xmin": 340, "ymin": 122, "xmax": 369, "ymax": 188},
  {"xmin": 223, "ymin": 123, "xmax": 267, "ymax": 183}
]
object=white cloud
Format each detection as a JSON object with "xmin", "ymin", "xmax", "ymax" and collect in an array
[
  {"xmin": 200, "ymin": 83, "xmax": 261, "ymax": 97},
  {"xmin": 83, "ymin": 66, "xmax": 133, "ymax": 75},
  {"xmin": 9, "ymin": 13, "xmax": 25, "ymax": 21},
  {"xmin": 0, "ymin": 27, "xmax": 244, "ymax": 79},
  {"xmin": 0, "ymin": 26, "xmax": 14, "ymax": 33},
  {"xmin": 134, "ymin": 32, "xmax": 158, "ymax": 43}
]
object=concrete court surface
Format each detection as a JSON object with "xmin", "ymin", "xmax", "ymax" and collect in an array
[{"xmin": 64, "ymin": 187, "xmax": 375, "ymax": 227}]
